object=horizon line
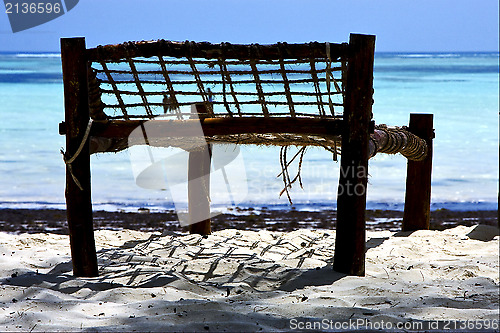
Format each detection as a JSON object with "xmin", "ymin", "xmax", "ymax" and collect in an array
[{"xmin": 0, "ymin": 50, "xmax": 499, "ymax": 54}]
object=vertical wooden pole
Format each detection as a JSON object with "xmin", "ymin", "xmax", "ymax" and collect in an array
[
  {"xmin": 188, "ymin": 104, "xmax": 212, "ymax": 235},
  {"xmin": 61, "ymin": 37, "xmax": 98, "ymax": 277},
  {"xmin": 403, "ymin": 114, "xmax": 434, "ymax": 231},
  {"xmin": 333, "ymin": 34, "xmax": 375, "ymax": 276}
]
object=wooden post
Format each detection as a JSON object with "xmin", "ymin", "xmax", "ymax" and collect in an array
[
  {"xmin": 188, "ymin": 104, "xmax": 212, "ymax": 235},
  {"xmin": 61, "ymin": 37, "xmax": 98, "ymax": 277},
  {"xmin": 403, "ymin": 114, "xmax": 434, "ymax": 231},
  {"xmin": 333, "ymin": 34, "xmax": 375, "ymax": 276}
]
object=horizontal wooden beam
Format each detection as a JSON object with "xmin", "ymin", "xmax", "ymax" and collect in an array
[
  {"xmin": 87, "ymin": 40, "xmax": 348, "ymax": 62},
  {"xmin": 87, "ymin": 117, "xmax": 343, "ymax": 140}
]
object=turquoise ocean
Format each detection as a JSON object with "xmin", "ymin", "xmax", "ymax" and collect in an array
[{"xmin": 0, "ymin": 52, "xmax": 498, "ymax": 212}]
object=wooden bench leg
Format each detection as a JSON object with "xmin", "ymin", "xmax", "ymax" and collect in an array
[
  {"xmin": 61, "ymin": 37, "xmax": 98, "ymax": 277},
  {"xmin": 188, "ymin": 103, "xmax": 212, "ymax": 235},
  {"xmin": 333, "ymin": 34, "xmax": 375, "ymax": 276},
  {"xmin": 403, "ymin": 114, "xmax": 434, "ymax": 231},
  {"xmin": 188, "ymin": 144, "xmax": 212, "ymax": 235}
]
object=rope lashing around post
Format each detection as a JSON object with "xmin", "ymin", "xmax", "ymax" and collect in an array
[
  {"xmin": 369, "ymin": 125, "xmax": 428, "ymax": 161},
  {"xmin": 87, "ymin": 68, "xmax": 107, "ymax": 120},
  {"xmin": 61, "ymin": 119, "xmax": 93, "ymax": 191}
]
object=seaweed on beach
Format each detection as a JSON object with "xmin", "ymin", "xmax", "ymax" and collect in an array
[{"xmin": 0, "ymin": 208, "xmax": 497, "ymax": 235}]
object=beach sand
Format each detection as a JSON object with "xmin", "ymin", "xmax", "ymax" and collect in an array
[{"xmin": 0, "ymin": 211, "xmax": 498, "ymax": 332}]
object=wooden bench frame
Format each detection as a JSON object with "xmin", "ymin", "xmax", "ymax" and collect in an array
[{"xmin": 60, "ymin": 34, "xmax": 433, "ymax": 277}]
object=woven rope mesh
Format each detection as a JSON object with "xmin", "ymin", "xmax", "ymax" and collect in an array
[
  {"xmin": 88, "ymin": 41, "xmax": 345, "ymax": 120},
  {"xmin": 81, "ymin": 40, "xmax": 430, "ymax": 204},
  {"xmin": 86, "ymin": 40, "xmax": 427, "ymax": 164}
]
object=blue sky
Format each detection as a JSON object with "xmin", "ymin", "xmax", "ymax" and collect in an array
[{"xmin": 1, "ymin": 0, "xmax": 499, "ymax": 52}]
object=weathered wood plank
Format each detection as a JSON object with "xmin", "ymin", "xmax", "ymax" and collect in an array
[
  {"xmin": 87, "ymin": 40, "xmax": 348, "ymax": 62},
  {"xmin": 87, "ymin": 117, "xmax": 343, "ymax": 140}
]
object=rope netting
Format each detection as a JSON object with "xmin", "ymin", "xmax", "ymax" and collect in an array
[
  {"xmin": 87, "ymin": 40, "xmax": 345, "ymax": 120},
  {"xmin": 82, "ymin": 40, "xmax": 428, "ymax": 203}
]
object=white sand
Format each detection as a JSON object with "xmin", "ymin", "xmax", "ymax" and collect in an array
[{"xmin": 0, "ymin": 225, "xmax": 498, "ymax": 332}]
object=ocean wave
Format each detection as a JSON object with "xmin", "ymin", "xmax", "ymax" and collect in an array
[
  {"xmin": 0, "ymin": 69, "xmax": 34, "ymax": 74},
  {"xmin": 377, "ymin": 52, "xmax": 499, "ymax": 59},
  {"xmin": 1, "ymin": 200, "xmax": 496, "ymax": 212},
  {"xmin": 15, "ymin": 53, "xmax": 61, "ymax": 58},
  {"xmin": 398, "ymin": 53, "xmax": 462, "ymax": 58},
  {"xmin": 0, "ymin": 72, "xmax": 62, "ymax": 83},
  {"xmin": 375, "ymin": 65, "xmax": 499, "ymax": 74}
]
